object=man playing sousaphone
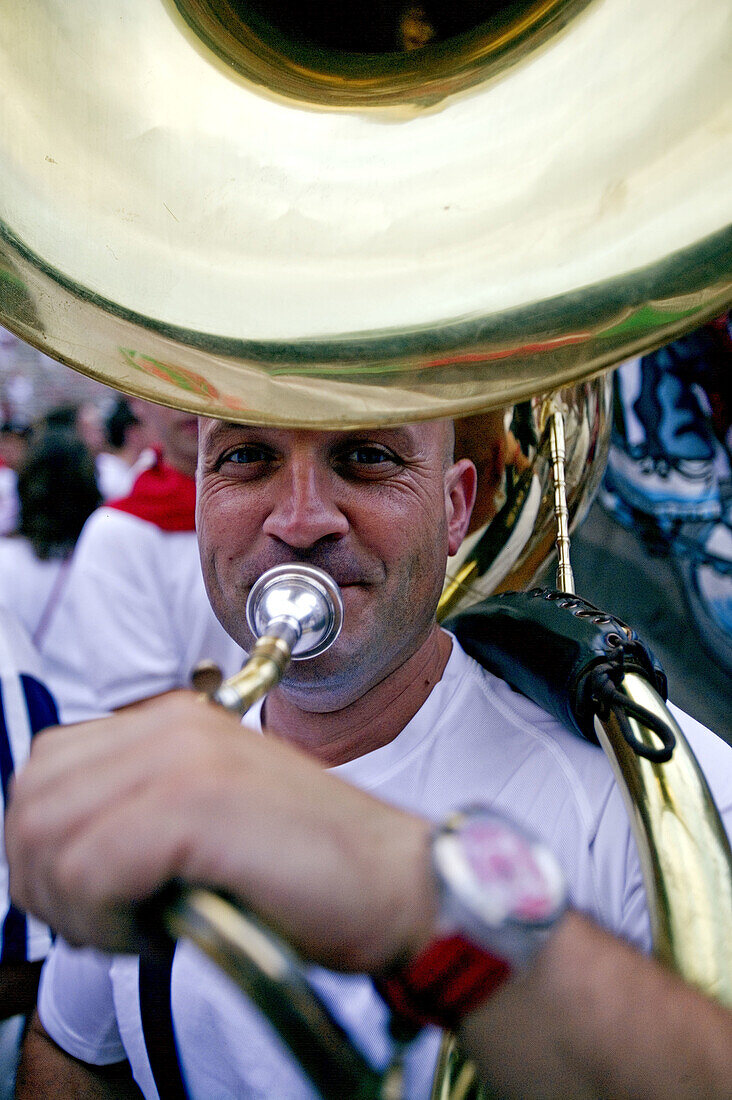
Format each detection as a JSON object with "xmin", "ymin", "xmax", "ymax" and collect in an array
[{"xmin": 8, "ymin": 414, "xmax": 732, "ymax": 1098}]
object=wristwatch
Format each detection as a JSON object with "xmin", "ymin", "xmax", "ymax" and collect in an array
[{"xmin": 375, "ymin": 807, "xmax": 567, "ymax": 1032}]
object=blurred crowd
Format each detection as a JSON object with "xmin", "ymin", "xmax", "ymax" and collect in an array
[{"xmin": 0, "ymin": 394, "xmax": 141, "ymax": 643}]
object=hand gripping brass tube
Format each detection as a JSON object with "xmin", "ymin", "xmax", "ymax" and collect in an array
[{"xmin": 155, "ymin": 566, "xmax": 389, "ymax": 1100}]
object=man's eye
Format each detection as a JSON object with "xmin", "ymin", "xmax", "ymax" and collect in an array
[
  {"xmin": 348, "ymin": 447, "xmax": 390, "ymax": 463},
  {"xmin": 337, "ymin": 445, "xmax": 401, "ymax": 472},
  {"xmin": 217, "ymin": 445, "xmax": 273, "ymax": 469}
]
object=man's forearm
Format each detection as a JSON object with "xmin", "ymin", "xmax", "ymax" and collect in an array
[{"xmin": 459, "ymin": 912, "xmax": 732, "ymax": 1100}]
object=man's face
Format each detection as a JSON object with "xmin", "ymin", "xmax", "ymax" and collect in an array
[{"xmin": 196, "ymin": 421, "xmax": 476, "ymax": 710}]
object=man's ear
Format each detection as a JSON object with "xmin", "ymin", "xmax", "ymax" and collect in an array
[{"xmin": 445, "ymin": 458, "xmax": 478, "ymax": 556}]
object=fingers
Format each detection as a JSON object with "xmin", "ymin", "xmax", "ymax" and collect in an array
[
  {"xmin": 7, "ymin": 690, "xmax": 322, "ymax": 946},
  {"xmin": 6, "ymin": 693, "xmax": 244, "ymax": 935},
  {"xmin": 6, "ymin": 691, "xmax": 437, "ymax": 973}
]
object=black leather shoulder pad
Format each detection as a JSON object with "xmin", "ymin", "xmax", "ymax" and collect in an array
[{"xmin": 445, "ymin": 588, "xmax": 667, "ymax": 744}]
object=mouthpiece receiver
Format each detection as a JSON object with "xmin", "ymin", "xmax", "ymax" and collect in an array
[
  {"xmin": 211, "ymin": 564, "xmax": 343, "ymax": 715},
  {"xmin": 246, "ymin": 564, "xmax": 343, "ymax": 659}
]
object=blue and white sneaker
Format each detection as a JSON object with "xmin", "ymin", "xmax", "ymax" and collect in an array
[
  {"xmin": 673, "ymin": 499, "xmax": 732, "ymax": 676},
  {"xmin": 606, "ymin": 446, "xmax": 721, "ymax": 522},
  {"xmin": 604, "ymin": 353, "xmax": 723, "ymax": 523}
]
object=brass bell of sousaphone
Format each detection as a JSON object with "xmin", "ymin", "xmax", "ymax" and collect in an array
[{"xmin": 1, "ymin": 1, "xmax": 731, "ymax": 1098}]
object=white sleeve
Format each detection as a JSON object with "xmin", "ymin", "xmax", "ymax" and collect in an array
[
  {"xmin": 37, "ymin": 941, "xmax": 126, "ymax": 1066},
  {"xmin": 39, "ymin": 509, "xmax": 176, "ymax": 717}
]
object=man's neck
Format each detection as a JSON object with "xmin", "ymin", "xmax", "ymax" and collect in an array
[{"xmin": 263, "ymin": 626, "xmax": 453, "ymax": 767}]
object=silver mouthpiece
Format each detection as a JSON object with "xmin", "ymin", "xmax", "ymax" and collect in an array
[{"xmin": 245, "ymin": 564, "xmax": 343, "ymax": 659}]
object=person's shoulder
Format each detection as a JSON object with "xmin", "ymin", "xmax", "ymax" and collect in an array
[
  {"xmin": 447, "ymin": 638, "xmax": 617, "ymax": 793},
  {"xmin": 450, "ymin": 638, "xmax": 605, "ymax": 750},
  {"xmin": 83, "ymin": 504, "xmax": 155, "ymax": 536},
  {"xmin": 77, "ymin": 505, "xmax": 182, "ymax": 556},
  {"xmin": 437, "ymin": 642, "xmax": 638, "ymax": 918},
  {"xmin": 669, "ymin": 702, "xmax": 730, "ymax": 751}
]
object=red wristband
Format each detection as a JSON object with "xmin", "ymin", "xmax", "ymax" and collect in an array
[{"xmin": 375, "ymin": 933, "xmax": 511, "ymax": 1032}]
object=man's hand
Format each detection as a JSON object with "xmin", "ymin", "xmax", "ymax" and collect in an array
[{"xmin": 6, "ymin": 691, "xmax": 435, "ymax": 972}]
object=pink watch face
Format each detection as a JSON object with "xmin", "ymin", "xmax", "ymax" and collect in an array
[{"xmin": 455, "ymin": 814, "xmax": 565, "ymax": 925}]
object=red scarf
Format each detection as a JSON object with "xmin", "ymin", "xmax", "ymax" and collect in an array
[{"xmin": 108, "ymin": 453, "xmax": 196, "ymax": 532}]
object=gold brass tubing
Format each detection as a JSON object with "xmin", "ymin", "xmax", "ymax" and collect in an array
[
  {"xmin": 174, "ymin": 629, "xmax": 389, "ymax": 1098},
  {"xmin": 594, "ymin": 673, "xmax": 732, "ymax": 1006},
  {"xmin": 438, "ymin": 560, "xmax": 481, "ymax": 622},
  {"xmin": 547, "ymin": 408, "xmax": 575, "ymax": 595},
  {"xmin": 164, "ymin": 889, "xmax": 384, "ymax": 1099},
  {"xmin": 429, "ymin": 1035, "xmax": 480, "ymax": 1100},
  {"xmin": 211, "ymin": 635, "xmax": 292, "ymax": 716}
]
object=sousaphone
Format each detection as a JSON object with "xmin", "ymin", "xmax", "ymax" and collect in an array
[{"xmin": 1, "ymin": 1, "xmax": 731, "ymax": 1097}]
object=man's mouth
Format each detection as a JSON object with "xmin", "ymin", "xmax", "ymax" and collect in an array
[{"xmin": 242, "ymin": 557, "xmax": 381, "ymax": 591}]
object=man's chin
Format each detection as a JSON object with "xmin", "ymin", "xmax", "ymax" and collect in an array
[{"xmin": 276, "ymin": 637, "xmax": 376, "ymax": 709}]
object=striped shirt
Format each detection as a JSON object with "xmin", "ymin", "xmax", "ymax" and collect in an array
[{"xmin": 0, "ymin": 607, "xmax": 56, "ymax": 966}]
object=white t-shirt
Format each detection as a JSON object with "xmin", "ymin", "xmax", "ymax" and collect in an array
[
  {"xmin": 0, "ymin": 539, "xmax": 67, "ymax": 646},
  {"xmin": 37, "ymin": 639, "xmax": 732, "ymax": 1100},
  {"xmin": 38, "ymin": 508, "xmax": 245, "ymax": 722}
]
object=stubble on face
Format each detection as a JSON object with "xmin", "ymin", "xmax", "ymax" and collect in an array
[{"xmin": 196, "ymin": 417, "xmax": 473, "ymax": 714}]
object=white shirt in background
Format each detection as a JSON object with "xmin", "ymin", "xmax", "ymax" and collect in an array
[{"xmin": 39, "ymin": 507, "xmax": 244, "ymax": 722}]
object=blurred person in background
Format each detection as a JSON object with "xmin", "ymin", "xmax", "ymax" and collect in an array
[
  {"xmin": 602, "ymin": 315, "xmax": 732, "ymax": 676},
  {"xmin": 38, "ymin": 401, "xmax": 110, "ymax": 463},
  {"xmin": 0, "ymin": 422, "xmax": 29, "ymax": 536},
  {"xmin": 34, "ymin": 397, "xmax": 156, "ymax": 500},
  {"xmin": 0, "ymin": 430, "xmax": 101, "ymax": 650},
  {"xmin": 35, "ymin": 404, "xmax": 83, "ymax": 438},
  {"xmin": 38, "ymin": 402, "xmax": 244, "ymax": 722},
  {"xmin": 75, "ymin": 401, "xmax": 106, "ymax": 460},
  {"xmin": 96, "ymin": 396, "xmax": 154, "ymax": 500}
]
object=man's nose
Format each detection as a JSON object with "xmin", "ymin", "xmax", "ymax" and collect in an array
[{"xmin": 262, "ymin": 461, "xmax": 349, "ymax": 548}]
